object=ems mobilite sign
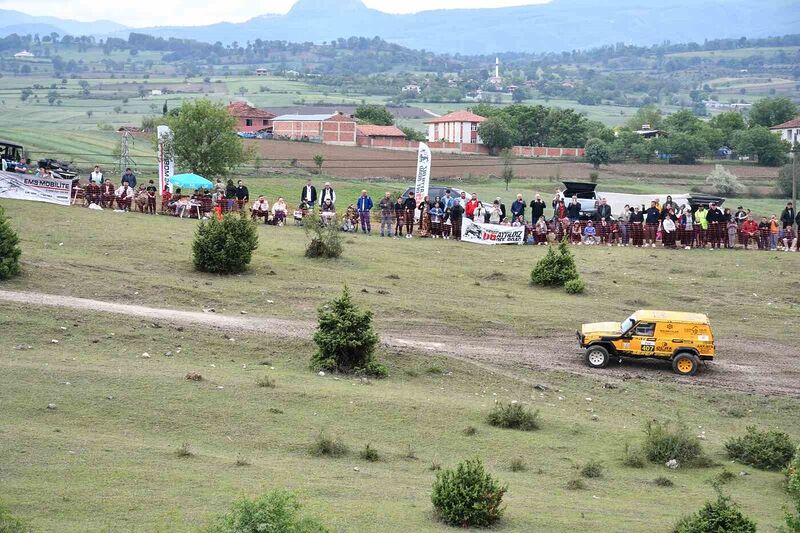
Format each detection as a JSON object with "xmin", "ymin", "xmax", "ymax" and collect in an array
[
  {"xmin": 413, "ymin": 142, "xmax": 431, "ymax": 204},
  {"xmin": 0, "ymin": 171, "xmax": 72, "ymax": 206},
  {"xmin": 157, "ymin": 125, "xmax": 174, "ymax": 195},
  {"xmin": 461, "ymin": 219, "xmax": 525, "ymax": 245}
]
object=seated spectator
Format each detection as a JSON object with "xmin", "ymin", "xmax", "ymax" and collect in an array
[
  {"xmin": 115, "ymin": 183, "xmax": 133, "ymax": 211},
  {"xmin": 582, "ymin": 220, "xmax": 598, "ymax": 245},
  {"xmin": 294, "ymin": 201, "xmax": 309, "ymax": 226},
  {"xmin": 780, "ymin": 225, "xmax": 796, "ymax": 251},
  {"xmin": 342, "ymin": 205, "xmax": 358, "ymax": 232},
  {"xmin": 320, "ymin": 199, "xmax": 336, "ymax": 226},
  {"xmin": 160, "ymin": 188, "xmax": 172, "ymax": 214},
  {"xmin": 84, "ymin": 181, "xmax": 101, "ymax": 206},
  {"xmin": 740, "ymin": 216, "xmax": 758, "ymax": 249},
  {"xmin": 101, "ymin": 180, "xmax": 116, "ymax": 209},
  {"xmin": 535, "ymin": 216, "xmax": 548, "ymax": 245},
  {"xmin": 272, "ymin": 197, "xmax": 288, "ymax": 226},
  {"xmin": 570, "ymin": 221, "xmax": 582, "ymax": 244},
  {"xmin": 251, "ymin": 196, "xmax": 270, "ymax": 224}
]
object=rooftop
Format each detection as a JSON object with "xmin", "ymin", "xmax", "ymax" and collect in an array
[
  {"xmin": 272, "ymin": 113, "xmax": 339, "ymax": 121},
  {"xmin": 425, "ymin": 110, "xmax": 487, "ymax": 124},
  {"xmin": 356, "ymin": 125, "xmax": 405, "ymax": 137},
  {"xmin": 770, "ymin": 116, "xmax": 800, "ymax": 130},
  {"xmin": 632, "ymin": 310, "xmax": 710, "ymax": 324},
  {"xmin": 226, "ymin": 101, "xmax": 276, "ymax": 119}
]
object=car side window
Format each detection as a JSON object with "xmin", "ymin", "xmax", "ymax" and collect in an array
[{"xmin": 633, "ymin": 323, "xmax": 655, "ymax": 336}]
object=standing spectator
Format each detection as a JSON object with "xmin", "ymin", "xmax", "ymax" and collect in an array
[
  {"xmin": 566, "ymin": 195, "xmax": 581, "ymax": 222},
  {"xmin": 214, "ymin": 178, "xmax": 225, "ymax": 197},
  {"xmin": 378, "ymin": 192, "xmax": 393, "ymax": 237},
  {"xmin": 403, "ymin": 193, "xmax": 416, "ymax": 237},
  {"xmin": 450, "ymin": 199, "xmax": 464, "ymax": 241},
  {"xmin": 679, "ymin": 206, "xmax": 695, "ymax": 249},
  {"xmin": 458, "ymin": 191, "xmax": 468, "ymax": 208},
  {"xmin": 740, "ymin": 215, "xmax": 759, "ymax": 249},
  {"xmin": 630, "ymin": 206, "xmax": 644, "ymax": 247},
  {"xmin": 780, "ymin": 202, "xmax": 795, "ymax": 229},
  {"xmin": 489, "ymin": 199, "xmax": 503, "ymax": 224},
  {"xmin": 393, "ymin": 195, "xmax": 405, "ymax": 238},
  {"xmin": 417, "ymin": 195, "xmax": 431, "ymax": 237},
  {"xmin": 465, "ymin": 194, "xmax": 480, "ymax": 220},
  {"xmin": 662, "ymin": 195, "xmax": 677, "ymax": 215},
  {"xmin": 734, "ymin": 206, "xmax": 747, "ymax": 226},
  {"xmin": 90, "ymin": 165, "xmax": 104, "ymax": 185},
  {"xmin": 619, "ymin": 205, "xmax": 631, "ymax": 245},
  {"xmin": 300, "ymin": 179, "xmax": 317, "ymax": 208},
  {"xmin": 319, "ymin": 182, "xmax": 336, "ymax": 207},
  {"xmin": 769, "ymin": 215, "xmax": 780, "ymax": 250},
  {"xmin": 430, "ymin": 200, "xmax": 444, "ymax": 238},
  {"xmin": 441, "ymin": 189, "xmax": 455, "ymax": 210},
  {"xmin": 472, "ymin": 199, "xmax": 485, "ymax": 223},
  {"xmin": 596, "ymin": 198, "xmax": 611, "ymax": 222},
  {"xmin": 644, "ymin": 201, "xmax": 660, "ymax": 247},
  {"xmin": 121, "ymin": 167, "xmax": 136, "ymax": 188},
  {"xmin": 662, "ymin": 208, "xmax": 677, "ymax": 248},
  {"xmin": 758, "ymin": 216, "xmax": 770, "ymax": 250},
  {"xmin": 224, "ymin": 179, "xmax": 236, "ymax": 212},
  {"xmin": 706, "ymin": 202, "xmax": 725, "ymax": 249},
  {"xmin": 251, "ymin": 196, "xmax": 270, "ymax": 224},
  {"xmin": 145, "ymin": 179, "xmax": 157, "ymax": 215},
  {"xmin": 235, "ymin": 180, "xmax": 249, "ymax": 211},
  {"xmin": 555, "ymin": 199, "xmax": 566, "ymax": 220},
  {"xmin": 494, "ymin": 197, "xmax": 507, "ymax": 222},
  {"xmin": 726, "ymin": 217, "xmax": 739, "ymax": 249},
  {"xmin": 356, "ymin": 190, "xmax": 373, "ymax": 235},
  {"xmin": 272, "ymin": 197, "xmax": 288, "ymax": 226},
  {"xmin": 530, "ymin": 194, "xmax": 546, "ymax": 223},
  {"xmin": 510, "ymin": 194, "xmax": 525, "ymax": 223},
  {"xmin": 695, "ymin": 204, "xmax": 708, "ymax": 248},
  {"xmin": 551, "ymin": 189, "xmax": 562, "ymax": 217}
]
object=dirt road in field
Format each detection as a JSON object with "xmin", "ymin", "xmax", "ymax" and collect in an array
[{"xmin": 2, "ymin": 289, "xmax": 797, "ymax": 398}]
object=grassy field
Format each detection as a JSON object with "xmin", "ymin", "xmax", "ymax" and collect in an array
[{"xmin": 2, "ymin": 301, "xmax": 798, "ymax": 532}]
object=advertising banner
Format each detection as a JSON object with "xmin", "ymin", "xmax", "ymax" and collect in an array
[
  {"xmin": 157, "ymin": 125, "xmax": 174, "ymax": 194},
  {"xmin": 461, "ymin": 218, "xmax": 525, "ymax": 245},
  {"xmin": 413, "ymin": 142, "xmax": 431, "ymax": 203},
  {"xmin": 0, "ymin": 171, "xmax": 72, "ymax": 206}
]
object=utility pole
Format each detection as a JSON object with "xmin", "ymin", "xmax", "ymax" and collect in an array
[
  {"xmin": 792, "ymin": 143, "xmax": 798, "ymax": 230},
  {"xmin": 119, "ymin": 130, "xmax": 133, "ymax": 173}
]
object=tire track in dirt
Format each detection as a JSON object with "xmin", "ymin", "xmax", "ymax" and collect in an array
[{"xmin": 1, "ymin": 289, "xmax": 797, "ymax": 398}]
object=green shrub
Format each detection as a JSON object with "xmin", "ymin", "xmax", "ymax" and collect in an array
[
  {"xmin": 309, "ymin": 432, "xmax": 348, "ymax": 458},
  {"xmin": 0, "ymin": 500, "xmax": 31, "ymax": 533},
  {"xmin": 310, "ymin": 286, "xmax": 383, "ymax": 376},
  {"xmin": 654, "ymin": 476, "xmax": 674, "ymax": 487},
  {"xmin": 0, "ymin": 206, "xmax": 22, "ymax": 281},
  {"xmin": 530, "ymin": 240, "xmax": 579, "ymax": 287},
  {"xmin": 643, "ymin": 420, "xmax": 705, "ymax": 467},
  {"xmin": 725, "ymin": 426, "xmax": 796, "ymax": 471},
  {"xmin": 176, "ymin": 442, "xmax": 193, "ymax": 457},
  {"xmin": 784, "ymin": 492, "xmax": 800, "ymax": 533},
  {"xmin": 713, "ymin": 469, "xmax": 736, "ymax": 485},
  {"xmin": 564, "ymin": 278, "xmax": 586, "ymax": 294},
  {"xmin": 304, "ymin": 213, "xmax": 343, "ymax": 259},
  {"xmin": 622, "ymin": 443, "xmax": 646, "ymax": 468},
  {"xmin": 673, "ymin": 493, "xmax": 756, "ymax": 533},
  {"xmin": 580, "ymin": 460, "xmax": 603, "ymax": 478},
  {"xmin": 431, "ymin": 458, "xmax": 507, "ymax": 528},
  {"xmin": 192, "ymin": 214, "xmax": 258, "ymax": 274},
  {"xmin": 359, "ymin": 444, "xmax": 380, "ymax": 462},
  {"xmin": 487, "ymin": 402, "xmax": 540, "ymax": 431},
  {"xmin": 508, "ymin": 457, "xmax": 527, "ymax": 472},
  {"xmin": 566, "ymin": 477, "xmax": 586, "ymax": 490},
  {"xmin": 462, "ymin": 426, "xmax": 477, "ymax": 436},
  {"xmin": 256, "ymin": 375, "xmax": 276, "ymax": 388},
  {"xmin": 786, "ymin": 446, "xmax": 800, "ymax": 495},
  {"xmin": 207, "ymin": 489, "xmax": 328, "ymax": 533}
]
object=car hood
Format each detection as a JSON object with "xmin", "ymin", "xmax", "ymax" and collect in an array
[{"xmin": 581, "ymin": 322, "xmax": 621, "ymax": 335}]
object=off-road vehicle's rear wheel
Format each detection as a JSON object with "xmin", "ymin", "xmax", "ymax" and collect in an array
[
  {"xmin": 672, "ymin": 352, "xmax": 700, "ymax": 376},
  {"xmin": 585, "ymin": 345, "xmax": 610, "ymax": 369}
]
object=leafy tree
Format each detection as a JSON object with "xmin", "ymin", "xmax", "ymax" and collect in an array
[
  {"xmin": 708, "ymin": 112, "xmax": 746, "ymax": 146},
  {"xmin": 354, "ymin": 104, "xmax": 393, "ymax": 126},
  {"xmin": 584, "ymin": 138, "xmax": 609, "ymax": 169},
  {"xmin": 664, "ymin": 109, "xmax": 703, "ymax": 135},
  {"xmin": 586, "ymin": 120, "xmax": 616, "ymax": 143},
  {"xmin": 511, "ymin": 87, "xmax": 527, "ymax": 103},
  {"xmin": 705, "ymin": 165, "xmax": 744, "ymax": 195},
  {"xmin": 400, "ymin": 126, "xmax": 426, "ymax": 141},
  {"xmin": 501, "ymin": 149, "xmax": 514, "ymax": 191},
  {"xmin": 733, "ymin": 127, "xmax": 789, "ymax": 167},
  {"xmin": 0, "ymin": 205, "xmax": 22, "ymax": 281},
  {"xmin": 310, "ymin": 286, "xmax": 385, "ymax": 377},
  {"xmin": 313, "ymin": 154, "xmax": 324, "ymax": 174},
  {"xmin": 478, "ymin": 117, "xmax": 518, "ymax": 155},
  {"xmin": 192, "ymin": 214, "xmax": 258, "ymax": 274},
  {"xmin": 544, "ymin": 107, "xmax": 590, "ymax": 147},
  {"xmin": 748, "ymin": 97, "xmax": 798, "ymax": 128},
  {"xmin": 166, "ymin": 99, "xmax": 252, "ymax": 177},
  {"xmin": 777, "ymin": 163, "xmax": 798, "ymax": 197},
  {"xmin": 19, "ymin": 88, "xmax": 32, "ymax": 101},
  {"xmin": 626, "ymin": 104, "xmax": 663, "ymax": 130},
  {"xmin": 664, "ymin": 132, "xmax": 707, "ymax": 164}
]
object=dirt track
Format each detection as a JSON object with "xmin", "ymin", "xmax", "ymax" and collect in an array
[
  {"xmin": 1, "ymin": 289, "xmax": 797, "ymax": 398},
  {"xmin": 249, "ymin": 139, "xmax": 779, "ymax": 181}
]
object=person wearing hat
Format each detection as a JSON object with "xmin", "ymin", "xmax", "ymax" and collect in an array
[
  {"xmin": 319, "ymin": 182, "xmax": 336, "ymax": 207},
  {"xmin": 356, "ymin": 189, "xmax": 373, "ymax": 235}
]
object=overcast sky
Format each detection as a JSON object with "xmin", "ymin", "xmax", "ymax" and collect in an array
[{"xmin": 1, "ymin": 0, "xmax": 550, "ymax": 27}]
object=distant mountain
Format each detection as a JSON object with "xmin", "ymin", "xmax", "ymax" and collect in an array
[
  {"xmin": 126, "ymin": 0, "xmax": 800, "ymax": 54},
  {"xmin": 0, "ymin": 9, "xmax": 127, "ymax": 38}
]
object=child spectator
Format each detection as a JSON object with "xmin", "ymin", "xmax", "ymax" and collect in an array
[
  {"xmin": 781, "ymin": 225, "xmax": 796, "ymax": 251},
  {"xmin": 630, "ymin": 206, "xmax": 644, "ymax": 247},
  {"xmin": 726, "ymin": 218, "xmax": 738, "ymax": 249},
  {"xmin": 393, "ymin": 195, "xmax": 405, "ymax": 238},
  {"xmin": 769, "ymin": 215, "xmax": 779, "ymax": 250},
  {"xmin": 609, "ymin": 219, "xmax": 620, "ymax": 246},
  {"xmin": 598, "ymin": 218, "xmax": 609, "ymax": 245},
  {"xmin": 662, "ymin": 209, "xmax": 677, "ymax": 248},
  {"xmin": 146, "ymin": 180, "xmax": 157, "ymax": 215},
  {"xmin": 429, "ymin": 201, "xmax": 444, "ymax": 238},
  {"xmin": 570, "ymin": 221, "xmax": 581, "ymax": 244},
  {"xmin": 582, "ymin": 220, "xmax": 597, "ymax": 245},
  {"xmin": 535, "ymin": 216, "xmax": 548, "ymax": 245}
]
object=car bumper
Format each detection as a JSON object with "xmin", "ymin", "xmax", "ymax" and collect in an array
[{"xmin": 576, "ymin": 330, "xmax": 585, "ymax": 347}]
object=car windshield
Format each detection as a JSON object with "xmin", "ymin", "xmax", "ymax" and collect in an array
[{"xmin": 621, "ymin": 316, "xmax": 636, "ymax": 333}]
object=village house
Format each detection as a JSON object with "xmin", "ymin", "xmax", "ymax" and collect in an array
[
  {"xmin": 227, "ymin": 101, "xmax": 276, "ymax": 133},
  {"xmin": 13, "ymin": 50, "xmax": 33, "ymax": 58},
  {"xmin": 425, "ymin": 110, "xmax": 486, "ymax": 144},
  {"xmin": 356, "ymin": 125, "xmax": 406, "ymax": 147},
  {"xmin": 255, "ymin": 68, "xmax": 269, "ymax": 76},
  {"xmin": 272, "ymin": 112, "xmax": 357, "ymax": 145},
  {"xmin": 634, "ymin": 123, "xmax": 668, "ymax": 139},
  {"xmin": 770, "ymin": 116, "xmax": 800, "ymax": 146}
]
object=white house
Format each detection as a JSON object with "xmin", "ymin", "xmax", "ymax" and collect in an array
[
  {"xmin": 425, "ymin": 110, "xmax": 486, "ymax": 144},
  {"xmin": 14, "ymin": 50, "xmax": 34, "ymax": 58},
  {"xmin": 150, "ymin": 89, "xmax": 163, "ymax": 96},
  {"xmin": 770, "ymin": 116, "xmax": 800, "ymax": 146}
]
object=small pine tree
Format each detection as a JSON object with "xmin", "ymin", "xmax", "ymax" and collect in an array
[
  {"xmin": 192, "ymin": 213, "xmax": 258, "ymax": 274},
  {"xmin": 313, "ymin": 154, "xmax": 324, "ymax": 174},
  {"xmin": 304, "ymin": 213, "xmax": 343, "ymax": 259},
  {"xmin": 530, "ymin": 240, "xmax": 579, "ymax": 287},
  {"xmin": 311, "ymin": 286, "xmax": 385, "ymax": 376},
  {"xmin": 431, "ymin": 458, "xmax": 507, "ymax": 528},
  {"xmin": 0, "ymin": 206, "xmax": 22, "ymax": 280}
]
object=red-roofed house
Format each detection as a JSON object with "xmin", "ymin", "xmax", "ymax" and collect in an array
[
  {"xmin": 425, "ymin": 110, "xmax": 487, "ymax": 144},
  {"xmin": 227, "ymin": 102, "xmax": 276, "ymax": 133},
  {"xmin": 770, "ymin": 116, "xmax": 800, "ymax": 146},
  {"xmin": 356, "ymin": 125, "xmax": 406, "ymax": 147},
  {"xmin": 272, "ymin": 112, "xmax": 357, "ymax": 145}
]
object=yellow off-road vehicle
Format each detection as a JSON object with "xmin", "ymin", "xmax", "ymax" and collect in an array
[{"xmin": 577, "ymin": 310, "xmax": 715, "ymax": 376}]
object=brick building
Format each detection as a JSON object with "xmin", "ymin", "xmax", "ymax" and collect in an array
[
  {"xmin": 356, "ymin": 125, "xmax": 406, "ymax": 147},
  {"xmin": 272, "ymin": 112, "xmax": 357, "ymax": 145},
  {"xmin": 227, "ymin": 102, "xmax": 276, "ymax": 134},
  {"xmin": 425, "ymin": 110, "xmax": 486, "ymax": 144}
]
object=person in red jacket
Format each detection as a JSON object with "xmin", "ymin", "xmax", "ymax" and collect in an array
[
  {"xmin": 740, "ymin": 215, "xmax": 758, "ymax": 249},
  {"xmin": 465, "ymin": 193, "xmax": 480, "ymax": 220}
]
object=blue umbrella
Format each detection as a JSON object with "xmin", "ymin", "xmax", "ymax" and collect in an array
[{"xmin": 171, "ymin": 173, "xmax": 213, "ymax": 190}]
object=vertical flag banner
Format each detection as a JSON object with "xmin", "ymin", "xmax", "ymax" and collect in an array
[
  {"xmin": 414, "ymin": 142, "xmax": 431, "ymax": 203},
  {"xmin": 157, "ymin": 125, "xmax": 174, "ymax": 194}
]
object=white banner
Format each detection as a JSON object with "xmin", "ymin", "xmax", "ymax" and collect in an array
[
  {"xmin": 461, "ymin": 218, "xmax": 525, "ymax": 245},
  {"xmin": 0, "ymin": 171, "xmax": 72, "ymax": 206},
  {"xmin": 157, "ymin": 125, "xmax": 174, "ymax": 195},
  {"xmin": 414, "ymin": 142, "xmax": 431, "ymax": 204}
]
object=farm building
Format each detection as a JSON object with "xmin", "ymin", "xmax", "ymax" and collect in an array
[
  {"xmin": 425, "ymin": 110, "xmax": 486, "ymax": 144},
  {"xmin": 227, "ymin": 102, "xmax": 276, "ymax": 134},
  {"xmin": 272, "ymin": 112, "xmax": 357, "ymax": 145},
  {"xmin": 769, "ymin": 116, "xmax": 800, "ymax": 146},
  {"xmin": 356, "ymin": 125, "xmax": 406, "ymax": 147}
]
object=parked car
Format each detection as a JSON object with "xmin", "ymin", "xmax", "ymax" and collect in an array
[
  {"xmin": 577, "ymin": 310, "xmax": 715, "ymax": 376},
  {"xmin": 558, "ymin": 181, "xmax": 598, "ymax": 220},
  {"xmin": 400, "ymin": 186, "xmax": 495, "ymax": 221}
]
